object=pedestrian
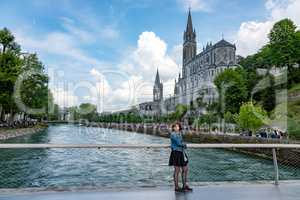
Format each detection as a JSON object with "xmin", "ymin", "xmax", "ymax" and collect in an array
[{"xmin": 169, "ymin": 122, "xmax": 193, "ymax": 192}]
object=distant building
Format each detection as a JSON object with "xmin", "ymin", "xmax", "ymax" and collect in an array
[
  {"xmin": 138, "ymin": 69, "xmax": 164, "ymax": 116},
  {"xmin": 164, "ymin": 9, "xmax": 238, "ymax": 113},
  {"xmin": 132, "ymin": 9, "xmax": 238, "ymax": 117}
]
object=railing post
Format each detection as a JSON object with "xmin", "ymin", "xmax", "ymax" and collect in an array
[{"xmin": 272, "ymin": 148, "xmax": 279, "ymax": 185}]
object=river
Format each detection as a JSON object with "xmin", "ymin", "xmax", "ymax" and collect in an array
[{"xmin": 0, "ymin": 124, "xmax": 299, "ymax": 189}]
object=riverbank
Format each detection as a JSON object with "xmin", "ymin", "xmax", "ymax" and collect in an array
[
  {"xmin": 0, "ymin": 124, "xmax": 48, "ymax": 141},
  {"xmin": 86, "ymin": 122, "xmax": 300, "ymax": 167}
]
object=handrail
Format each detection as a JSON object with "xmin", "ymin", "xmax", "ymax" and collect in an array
[
  {"xmin": 0, "ymin": 143, "xmax": 298, "ymax": 186},
  {"xmin": 0, "ymin": 143, "xmax": 299, "ymax": 149}
]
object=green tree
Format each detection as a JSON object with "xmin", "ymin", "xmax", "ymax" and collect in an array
[
  {"xmin": 48, "ymin": 104, "xmax": 60, "ymax": 121},
  {"xmin": 68, "ymin": 106, "xmax": 79, "ymax": 121},
  {"xmin": 224, "ymin": 111, "xmax": 234, "ymax": 123},
  {"xmin": 0, "ymin": 28, "xmax": 50, "ymax": 123},
  {"xmin": 0, "ymin": 28, "xmax": 22, "ymax": 122},
  {"xmin": 235, "ymin": 102, "xmax": 268, "ymax": 132},
  {"xmin": 268, "ymin": 19, "xmax": 300, "ymax": 87},
  {"xmin": 78, "ymin": 103, "xmax": 97, "ymax": 122},
  {"xmin": 214, "ymin": 68, "xmax": 248, "ymax": 114},
  {"xmin": 17, "ymin": 54, "xmax": 49, "ymax": 120},
  {"xmin": 269, "ymin": 19, "xmax": 298, "ymax": 68},
  {"xmin": 194, "ymin": 112, "xmax": 217, "ymax": 132},
  {"xmin": 173, "ymin": 104, "xmax": 188, "ymax": 121}
]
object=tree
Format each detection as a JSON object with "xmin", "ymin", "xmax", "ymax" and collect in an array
[
  {"xmin": 78, "ymin": 103, "xmax": 98, "ymax": 122},
  {"xmin": 224, "ymin": 111, "xmax": 234, "ymax": 123},
  {"xmin": 214, "ymin": 68, "xmax": 248, "ymax": 115},
  {"xmin": 68, "ymin": 106, "xmax": 79, "ymax": 121},
  {"xmin": 174, "ymin": 104, "xmax": 188, "ymax": 121},
  {"xmin": 235, "ymin": 102, "xmax": 268, "ymax": 133},
  {"xmin": 0, "ymin": 28, "xmax": 20, "ymax": 54},
  {"xmin": 17, "ymin": 54, "xmax": 49, "ymax": 120},
  {"xmin": 260, "ymin": 74, "xmax": 276, "ymax": 112},
  {"xmin": 0, "ymin": 28, "xmax": 22, "ymax": 122},
  {"xmin": 194, "ymin": 112, "xmax": 217, "ymax": 132},
  {"xmin": 269, "ymin": 19, "xmax": 298, "ymax": 68},
  {"xmin": 268, "ymin": 19, "xmax": 300, "ymax": 88},
  {"xmin": 48, "ymin": 104, "xmax": 60, "ymax": 121},
  {"xmin": 0, "ymin": 28, "xmax": 50, "ymax": 123}
]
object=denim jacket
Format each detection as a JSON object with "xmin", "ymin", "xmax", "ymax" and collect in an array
[{"xmin": 170, "ymin": 131, "xmax": 187, "ymax": 152}]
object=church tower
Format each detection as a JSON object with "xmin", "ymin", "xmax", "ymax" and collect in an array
[
  {"xmin": 153, "ymin": 69, "xmax": 163, "ymax": 102},
  {"xmin": 183, "ymin": 9, "xmax": 197, "ymax": 67}
]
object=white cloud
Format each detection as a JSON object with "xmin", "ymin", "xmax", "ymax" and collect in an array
[
  {"xmin": 177, "ymin": 0, "xmax": 211, "ymax": 12},
  {"xmin": 121, "ymin": 31, "xmax": 179, "ymax": 82},
  {"xmin": 111, "ymin": 32, "xmax": 181, "ymax": 110},
  {"xmin": 15, "ymin": 23, "xmax": 178, "ymax": 112},
  {"xmin": 60, "ymin": 16, "xmax": 119, "ymax": 43},
  {"xmin": 87, "ymin": 31, "xmax": 182, "ymax": 112},
  {"xmin": 117, "ymin": 31, "xmax": 180, "ymax": 102},
  {"xmin": 170, "ymin": 44, "xmax": 183, "ymax": 69},
  {"xmin": 236, "ymin": 0, "xmax": 300, "ymax": 56},
  {"xmin": 89, "ymin": 68, "xmax": 147, "ymax": 111},
  {"xmin": 15, "ymin": 31, "xmax": 106, "ymax": 68}
]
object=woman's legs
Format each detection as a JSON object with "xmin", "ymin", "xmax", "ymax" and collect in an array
[
  {"xmin": 182, "ymin": 165, "xmax": 188, "ymax": 188},
  {"xmin": 173, "ymin": 166, "xmax": 181, "ymax": 189}
]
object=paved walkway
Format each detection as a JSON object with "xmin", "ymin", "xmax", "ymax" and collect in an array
[{"xmin": 0, "ymin": 182, "xmax": 299, "ymax": 200}]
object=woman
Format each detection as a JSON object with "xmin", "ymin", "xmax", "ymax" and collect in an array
[{"xmin": 169, "ymin": 122, "xmax": 193, "ymax": 192}]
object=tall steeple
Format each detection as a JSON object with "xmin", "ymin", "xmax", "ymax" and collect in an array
[
  {"xmin": 186, "ymin": 8, "xmax": 193, "ymax": 34},
  {"xmin": 153, "ymin": 69, "xmax": 163, "ymax": 102},
  {"xmin": 155, "ymin": 68, "xmax": 160, "ymax": 85},
  {"xmin": 183, "ymin": 8, "xmax": 197, "ymax": 68}
]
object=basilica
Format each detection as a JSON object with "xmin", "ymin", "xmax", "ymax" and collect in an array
[{"xmin": 138, "ymin": 10, "xmax": 238, "ymax": 116}]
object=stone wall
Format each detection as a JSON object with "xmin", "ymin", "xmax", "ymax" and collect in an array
[{"xmin": 0, "ymin": 125, "xmax": 47, "ymax": 141}]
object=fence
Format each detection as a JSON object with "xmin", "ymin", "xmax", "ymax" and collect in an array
[{"xmin": 0, "ymin": 143, "xmax": 300, "ymax": 189}]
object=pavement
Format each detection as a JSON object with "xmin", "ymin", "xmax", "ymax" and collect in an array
[{"xmin": 0, "ymin": 182, "xmax": 299, "ymax": 200}]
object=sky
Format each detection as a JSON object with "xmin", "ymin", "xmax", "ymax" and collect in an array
[{"xmin": 0, "ymin": 0, "xmax": 299, "ymax": 112}]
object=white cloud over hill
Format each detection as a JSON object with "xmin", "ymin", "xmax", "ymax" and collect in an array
[{"xmin": 236, "ymin": 0, "xmax": 300, "ymax": 56}]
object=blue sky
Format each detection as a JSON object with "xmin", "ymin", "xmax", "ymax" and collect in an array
[{"xmin": 0, "ymin": 0, "xmax": 299, "ymax": 111}]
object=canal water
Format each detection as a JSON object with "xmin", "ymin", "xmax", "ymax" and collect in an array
[{"xmin": 0, "ymin": 124, "xmax": 299, "ymax": 188}]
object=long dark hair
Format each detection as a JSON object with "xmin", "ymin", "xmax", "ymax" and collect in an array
[{"xmin": 172, "ymin": 122, "xmax": 182, "ymax": 132}]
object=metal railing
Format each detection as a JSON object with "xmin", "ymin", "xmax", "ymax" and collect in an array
[
  {"xmin": 1, "ymin": 143, "xmax": 299, "ymax": 149},
  {"xmin": 0, "ymin": 143, "xmax": 299, "ymax": 188}
]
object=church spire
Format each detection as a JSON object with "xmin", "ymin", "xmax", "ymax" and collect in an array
[
  {"xmin": 155, "ymin": 68, "xmax": 160, "ymax": 85},
  {"xmin": 153, "ymin": 68, "xmax": 163, "ymax": 102},
  {"xmin": 186, "ymin": 8, "xmax": 193, "ymax": 34},
  {"xmin": 183, "ymin": 8, "xmax": 197, "ymax": 66}
]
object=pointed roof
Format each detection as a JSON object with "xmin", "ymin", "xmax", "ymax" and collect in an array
[
  {"xmin": 155, "ymin": 69, "xmax": 160, "ymax": 85},
  {"xmin": 186, "ymin": 8, "xmax": 193, "ymax": 33},
  {"xmin": 214, "ymin": 39, "xmax": 235, "ymax": 48}
]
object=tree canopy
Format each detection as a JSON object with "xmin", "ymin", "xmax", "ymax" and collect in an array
[
  {"xmin": 0, "ymin": 27, "xmax": 50, "ymax": 122},
  {"xmin": 214, "ymin": 68, "xmax": 248, "ymax": 114}
]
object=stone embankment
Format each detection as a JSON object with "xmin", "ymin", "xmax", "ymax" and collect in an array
[
  {"xmin": 86, "ymin": 122, "xmax": 300, "ymax": 167},
  {"xmin": 0, "ymin": 124, "xmax": 47, "ymax": 141}
]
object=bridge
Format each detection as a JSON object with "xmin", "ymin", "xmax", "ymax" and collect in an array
[{"xmin": 0, "ymin": 144, "xmax": 299, "ymax": 200}]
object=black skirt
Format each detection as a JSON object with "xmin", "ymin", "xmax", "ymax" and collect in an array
[{"xmin": 169, "ymin": 150, "xmax": 188, "ymax": 167}]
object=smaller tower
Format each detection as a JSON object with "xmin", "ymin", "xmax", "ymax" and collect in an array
[{"xmin": 153, "ymin": 69, "xmax": 163, "ymax": 102}]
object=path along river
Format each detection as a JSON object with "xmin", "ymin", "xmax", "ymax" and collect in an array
[{"xmin": 0, "ymin": 124, "xmax": 299, "ymax": 188}]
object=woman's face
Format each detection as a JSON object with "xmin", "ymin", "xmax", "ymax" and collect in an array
[{"xmin": 174, "ymin": 124, "xmax": 180, "ymax": 132}]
